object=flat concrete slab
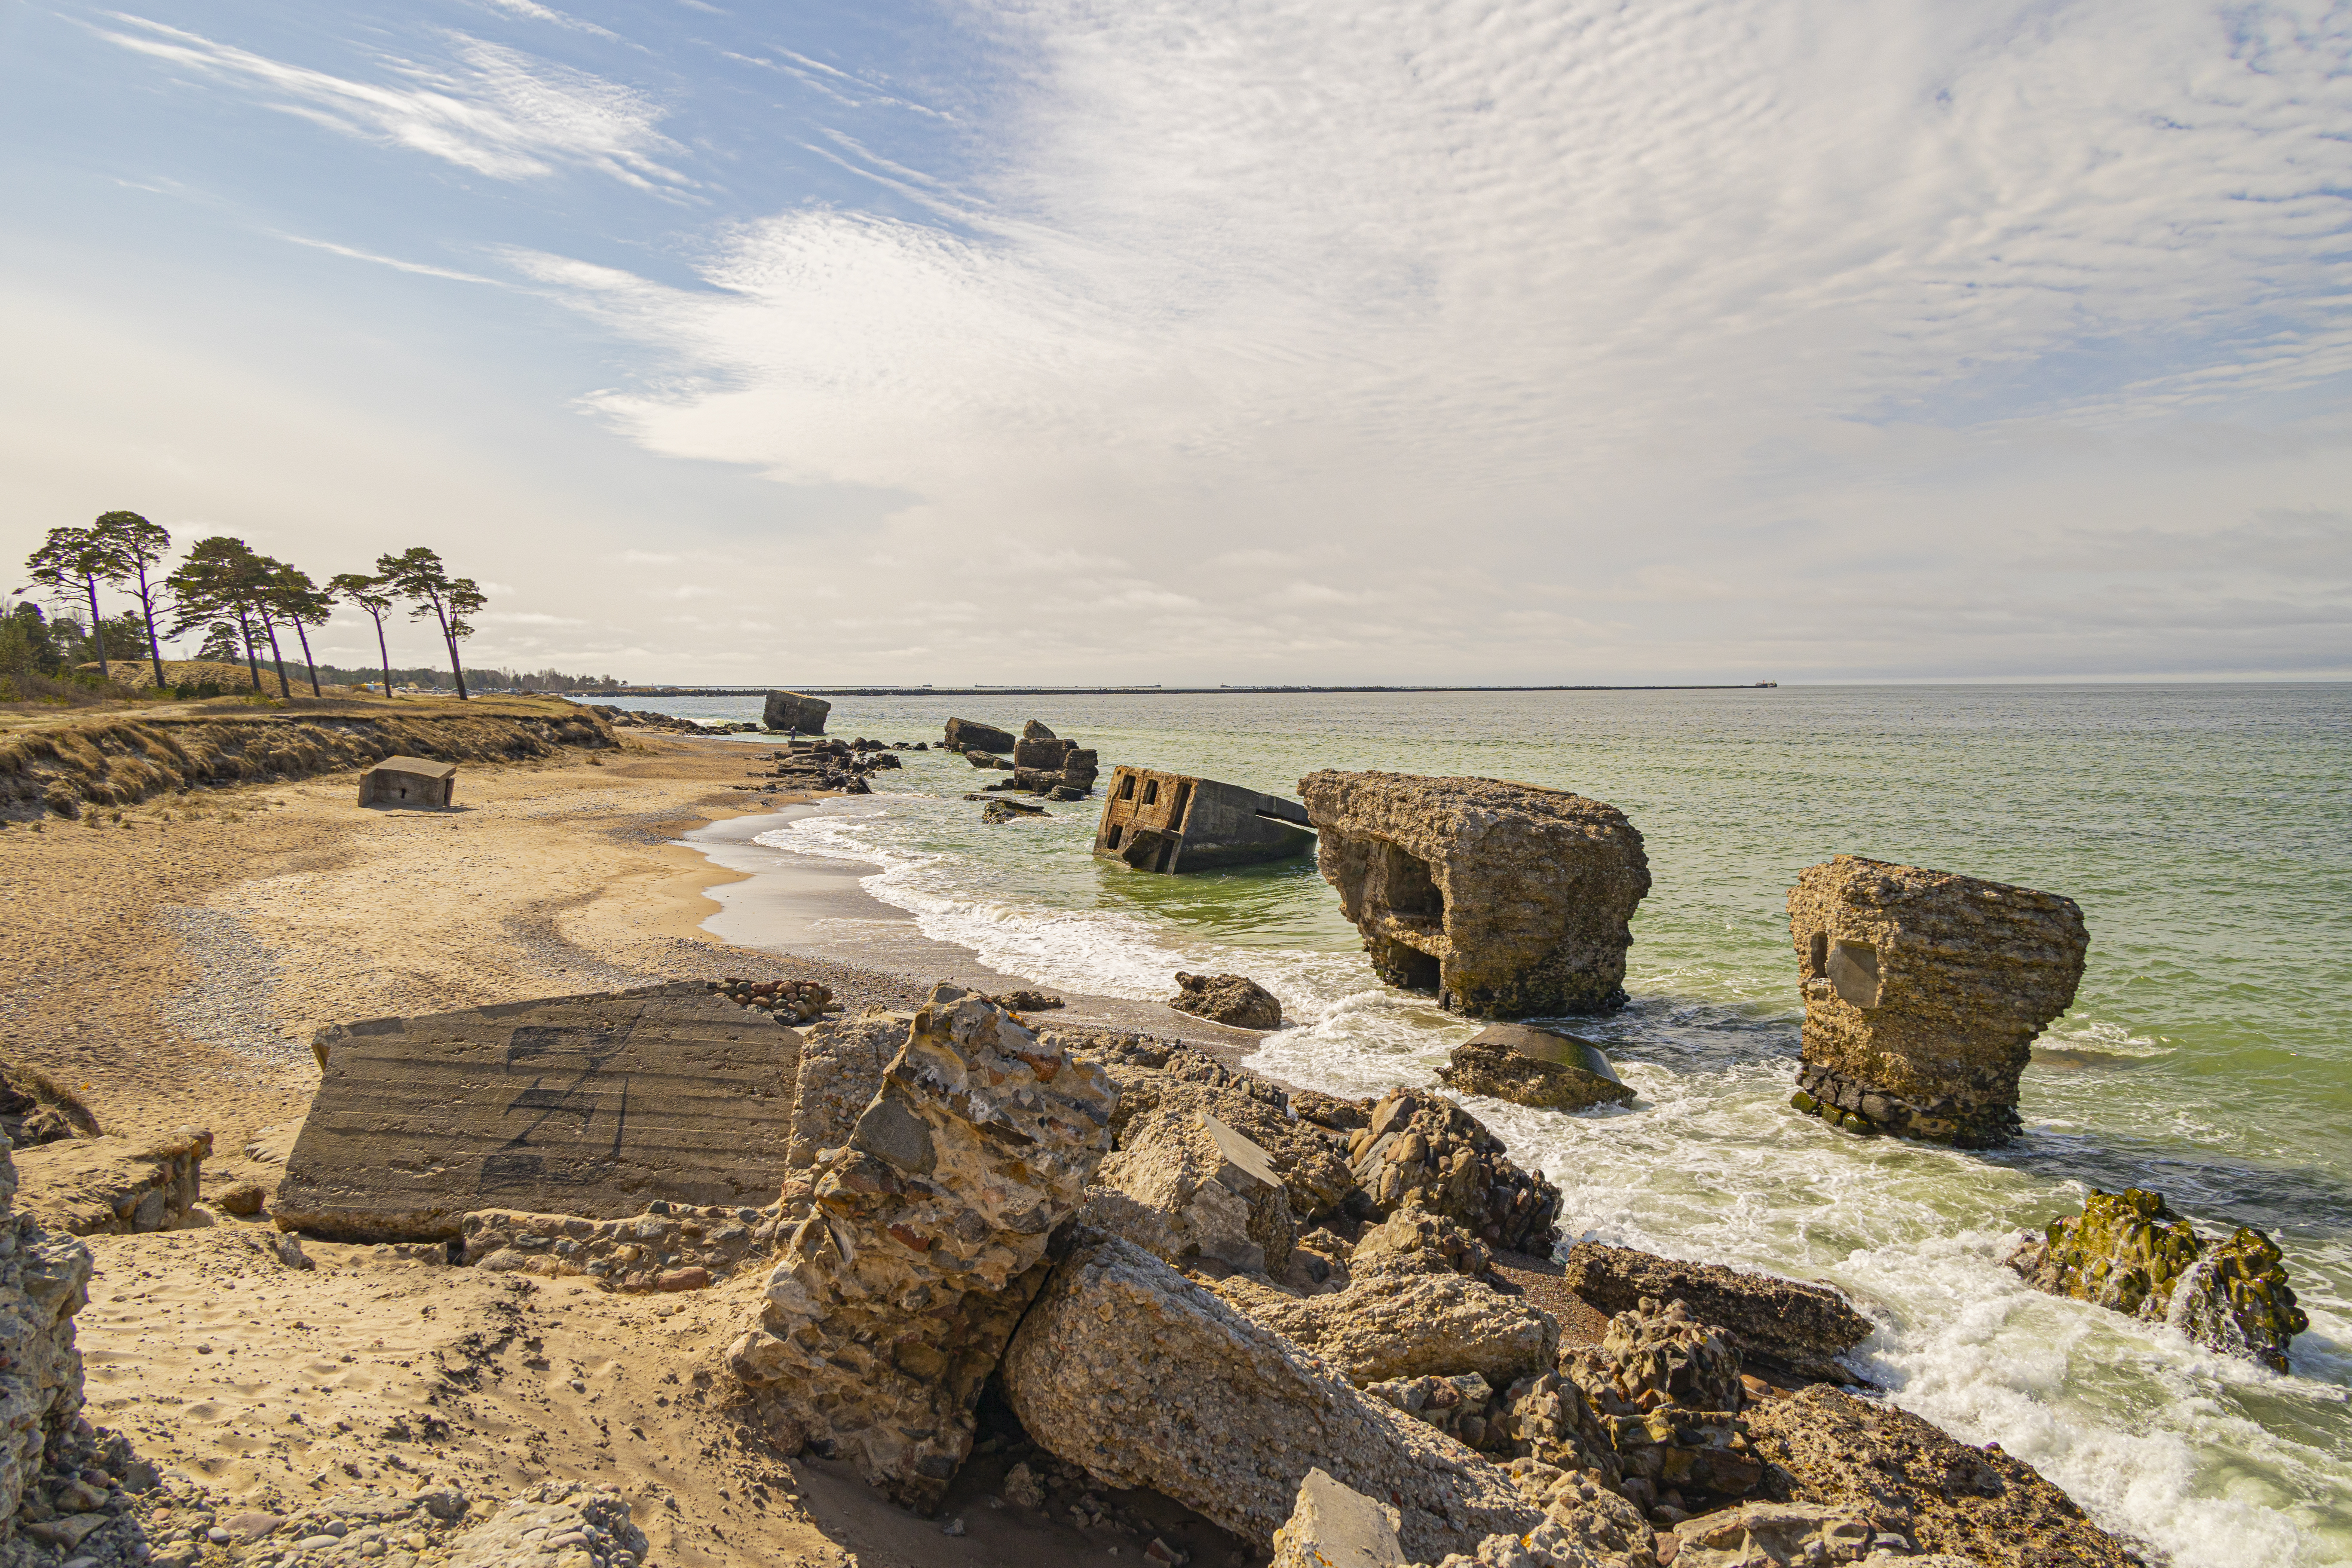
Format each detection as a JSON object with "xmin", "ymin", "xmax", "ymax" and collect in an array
[
  {"xmin": 1201, "ymin": 1112, "xmax": 1282, "ymax": 1195},
  {"xmin": 275, "ymin": 983, "xmax": 801, "ymax": 1242}
]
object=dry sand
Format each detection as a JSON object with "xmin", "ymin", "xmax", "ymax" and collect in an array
[{"xmin": 0, "ymin": 731, "xmax": 1262, "ymax": 1568}]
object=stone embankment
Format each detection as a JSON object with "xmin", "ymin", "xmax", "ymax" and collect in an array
[
  {"xmin": 1786, "ymin": 856, "xmax": 2086, "ymax": 1148},
  {"xmin": 1297, "ymin": 772, "xmax": 1651, "ymax": 1018},
  {"xmin": 0, "ymin": 699, "xmax": 614, "ymax": 821}
]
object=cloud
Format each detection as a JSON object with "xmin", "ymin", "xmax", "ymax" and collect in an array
[
  {"xmin": 470, "ymin": 0, "xmax": 621, "ymax": 41},
  {"xmin": 99, "ymin": 15, "xmax": 689, "ymax": 188},
  {"xmin": 278, "ymin": 234, "xmax": 502, "ymax": 284},
  {"xmin": 490, "ymin": 0, "xmax": 2352, "ymax": 677}
]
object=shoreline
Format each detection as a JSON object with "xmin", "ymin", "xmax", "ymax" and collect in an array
[{"xmin": 669, "ymin": 801, "xmax": 1279, "ymax": 1066}]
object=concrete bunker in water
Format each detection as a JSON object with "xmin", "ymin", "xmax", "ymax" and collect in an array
[
  {"xmin": 358, "ymin": 756, "xmax": 456, "ymax": 808},
  {"xmin": 1093, "ymin": 766, "xmax": 1316, "ymax": 873},
  {"xmin": 763, "ymin": 690, "xmax": 832, "ymax": 734}
]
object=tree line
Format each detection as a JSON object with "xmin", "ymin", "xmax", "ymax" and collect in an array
[{"xmin": 11, "ymin": 512, "xmax": 494, "ymax": 700}]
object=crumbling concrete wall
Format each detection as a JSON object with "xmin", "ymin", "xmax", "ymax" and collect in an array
[
  {"xmin": 0, "ymin": 1140, "xmax": 94, "ymax": 1534},
  {"xmin": 728, "ymin": 987, "xmax": 1115, "ymax": 1512},
  {"xmin": 1787, "ymin": 855, "xmax": 2087, "ymax": 1147},
  {"xmin": 1297, "ymin": 772, "xmax": 1650, "ymax": 1018},
  {"xmin": 9, "ymin": 1129, "xmax": 208, "ymax": 1237}
]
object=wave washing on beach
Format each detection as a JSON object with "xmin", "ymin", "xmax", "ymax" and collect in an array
[{"xmin": 642, "ymin": 684, "xmax": 2352, "ymax": 1565}]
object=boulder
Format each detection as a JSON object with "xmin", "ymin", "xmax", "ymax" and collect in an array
[
  {"xmin": 1496, "ymin": 1374, "xmax": 1620, "ymax": 1487},
  {"xmin": 945, "ymin": 718, "xmax": 1017, "ymax": 754},
  {"xmin": 1297, "ymin": 772, "xmax": 1651, "ymax": 1018},
  {"xmin": 214, "ymin": 1182, "xmax": 266, "ymax": 1217},
  {"xmin": 1439, "ymin": 1025, "xmax": 1633, "ymax": 1112},
  {"xmin": 1215, "ymin": 1263, "xmax": 1559, "ymax": 1388},
  {"xmin": 983, "ymin": 799, "xmax": 1048, "ymax": 824},
  {"xmin": 1562, "ymin": 1243, "xmax": 1871, "ymax": 1384},
  {"xmin": 1021, "ymin": 720, "xmax": 1057, "ymax": 741},
  {"xmin": 1787, "ymin": 856, "xmax": 2087, "ymax": 1148},
  {"xmin": 1000, "ymin": 1234, "xmax": 1542, "ymax": 1560},
  {"xmin": 1168, "ymin": 972, "xmax": 1285, "ymax": 1030},
  {"xmin": 761, "ymin": 691, "xmax": 831, "ymax": 733},
  {"xmin": 727, "ymin": 986, "xmax": 1115, "ymax": 1511},
  {"xmin": 1270, "ymin": 1469, "xmax": 1410, "ymax": 1568},
  {"xmin": 2004, "ymin": 1187, "xmax": 2305, "ymax": 1371},
  {"xmin": 281, "ymin": 984, "xmax": 801, "ymax": 1241},
  {"xmin": 1014, "ymin": 736, "xmax": 1075, "ymax": 769},
  {"xmin": 1743, "ymin": 1384, "xmax": 2139, "ymax": 1568},
  {"xmin": 10, "ymin": 1128, "xmax": 208, "ymax": 1236},
  {"xmin": 1347, "ymin": 1090, "xmax": 1561, "ymax": 1254},
  {"xmin": 1087, "ymin": 1110, "xmax": 1295, "ymax": 1275}
]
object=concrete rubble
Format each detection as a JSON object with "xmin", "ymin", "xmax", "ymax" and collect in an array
[
  {"xmin": 943, "ymin": 718, "xmax": 1016, "ymax": 754},
  {"xmin": 727, "ymin": 986, "xmax": 1116, "ymax": 1510},
  {"xmin": 278, "ymin": 983, "xmax": 802, "ymax": 1243},
  {"xmin": 1215, "ymin": 1258, "xmax": 1559, "ymax": 1388},
  {"xmin": 1297, "ymin": 772, "xmax": 1651, "ymax": 1018},
  {"xmin": 1786, "ymin": 856, "xmax": 2087, "ymax": 1148},
  {"xmin": 1086, "ymin": 1110, "xmax": 1298, "ymax": 1276},
  {"xmin": 2004, "ymin": 1186, "xmax": 2306, "ymax": 1370},
  {"xmin": 1096, "ymin": 768, "xmax": 1317, "ymax": 873},
  {"xmin": 0, "ymin": 1139, "xmax": 94, "ymax": 1539},
  {"xmin": 9, "ymin": 1129, "xmax": 208, "ymax": 1237},
  {"xmin": 1345, "ymin": 1090, "xmax": 1561, "ymax": 1254},
  {"xmin": 1562, "ymin": 1244, "xmax": 1872, "ymax": 1385},
  {"xmin": 1439, "ymin": 1025, "xmax": 1634, "ymax": 1113},
  {"xmin": 459, "ymin": 1200, "xmax": 784, "ymax": 1291},
  {"xmin": 999, "ymin": 1234, "xmax": 1543, "ymax": 1562},
  {"xmin": 1563, "ymin": 1299, "xmax": 1760, "ymax": 1513}
]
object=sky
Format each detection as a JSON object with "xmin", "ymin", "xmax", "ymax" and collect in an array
[{"xmin": 3, "ymin": 0, "xmax": 2349, "ymax": 686}]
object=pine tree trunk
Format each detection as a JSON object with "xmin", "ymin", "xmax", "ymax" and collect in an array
[
  {"xmin": 291, "ymin": 618, "xmax": 323, "ymax": 697},
  {"xmin": 83, "ymin": 574, "xmax": 107, "ymax": 677},
  {"xmin": 374, "ymin": 615, "xmax": 394, "ymax": 698},
  {"xmin": 235, "ymin": 609, "xmax": 263, "ymax": 691},
  {"xmin": 137, "ymin": 566, "xmax": 166, "ymax": 690}
]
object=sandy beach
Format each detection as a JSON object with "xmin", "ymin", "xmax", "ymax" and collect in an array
[{"xmin": 0, "ymin": 729, "xmax": 1287, "ymax": 1568}]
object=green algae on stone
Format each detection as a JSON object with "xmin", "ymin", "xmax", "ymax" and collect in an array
[{"xmin": 2006, "ymin": 1188, "xmax": 2307, "ymax": 1371}]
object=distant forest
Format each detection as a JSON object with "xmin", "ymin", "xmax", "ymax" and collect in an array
[{"xmin": 302, "ymin": 662, "xmax": 629, "ymax": 693}]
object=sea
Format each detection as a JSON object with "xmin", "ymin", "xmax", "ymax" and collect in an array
[{"xmin": 602, "ymin": 684, "xmax": 2352, "ymax": 1566}]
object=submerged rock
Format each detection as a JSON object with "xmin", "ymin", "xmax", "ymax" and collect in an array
[
  {"xmin": 727, "ymin": 986, "xmax": 1116, "ymax": 1510},
  {"xmin": 1562, "ymin": 1243, "xmax": 1871, "ymax": 1384},
  {"xmin": 1438, "ymin": 1024, "xmax": 1634, "ymax": 1112},
  {"xmin": 1168, "ymin": 972, "xmax": 1285, "ymax": 1030},
  {"xmin": 944, "ymin": 718, "xmax": 1016, "ymax": 753},
  {"xmin": 1297, "ymin": 771, "xmax": 1651, "ymax": 1018},
  {"xmin": 1786, "ymin": 855, "xmax": 2087, "ymax": 1148},
  {"xmin": 2005, "ymin": 1187, "xmax": 2306, "ymax": 1371},
  {"xmin": 1000, "ymin": 1234, "xmax": 1541, "ymax": 1560}
]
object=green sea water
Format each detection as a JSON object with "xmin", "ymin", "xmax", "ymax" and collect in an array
[{"xmin": 634, "ymin": 683, "xmax": 2352, "ymax": 1565}]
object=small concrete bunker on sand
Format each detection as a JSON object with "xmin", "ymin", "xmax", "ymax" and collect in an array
[{"xmin": 358, "ymin": 755, "xmax": 456, "ymax": 808}]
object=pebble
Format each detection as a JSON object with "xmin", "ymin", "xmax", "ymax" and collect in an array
[
  {"xmin": 208, "ymin": 1529, "xmax": 233, "ymax": 1544},
  {"xmin": 300, "ymin": 1536, "xmax": 340, "ymax": 1550},
  {"xmin": 941, "ymin": 1519, "xmax": 966, "ymax": 1537}
]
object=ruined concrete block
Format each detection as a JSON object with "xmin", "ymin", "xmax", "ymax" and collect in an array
[
  {"xmin": 727, "ymin": 986, "xmax": 1116, "ymax": 1511},
  {"xmin": 1097, "ymin": 768, "xmax": 1315, "ymax": 873},
  {"xmin": 1001, "ymin": 1235, "xmax": 1540, "ymax": 1560},
  {"xmin": 762, "ymin": 690, "xmax": 831, "ymax": 733},
  {"xmin": 1170, "ymin": 972, "xmax": 1284, "ymax": 1029},
  {"xmin": 461, "ymin": 1200, "xmax": 780, "ymax": 1291},
  {"xmin": 1345, "ymin": 1090, "xmax": 1559, "ymax": 1254},
  {"xmin": 1296, "ymin": 772, "xmax": 1650, "ymax": 1018},
  {"xmin": 1562, "ymin": 1243, "xmax": 1871, "ymax": 1384},
  {"xmin": 277, "ymin": 983, "xmax": 802, "ymax": 1242},
  {"xmin": 1438, "ymin": 1024, "xmax": 1633, "ymax": 1112},
  {"xmin": 1086, "ymin": 1109, "xmax": 1294, "ymax": 1275},
  {"xmin": 1787, "ymin": 855, "xmax": 2088, "ymax": 1147}
]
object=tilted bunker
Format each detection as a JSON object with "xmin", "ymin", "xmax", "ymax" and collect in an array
[{"xmin": 1093, "ymin": 767, "xmax": 1315, "ymax": 873}]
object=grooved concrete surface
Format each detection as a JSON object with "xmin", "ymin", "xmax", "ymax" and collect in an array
[{"xmin": 274, "ymin": 983, "xmax": 801, "ymax": 1241}]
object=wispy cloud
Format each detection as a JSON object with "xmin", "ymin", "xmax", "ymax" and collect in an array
[
  {"xmin": 470, "ymin": 0, "xmax": 620, "ymax": 41},
  {"xmin": 99, "ymin": 15, "xmax": 689, "ymax": 189},
  {"xmin": 279, "ymin": 233, "xmax": 501, "ymax": 284}
]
